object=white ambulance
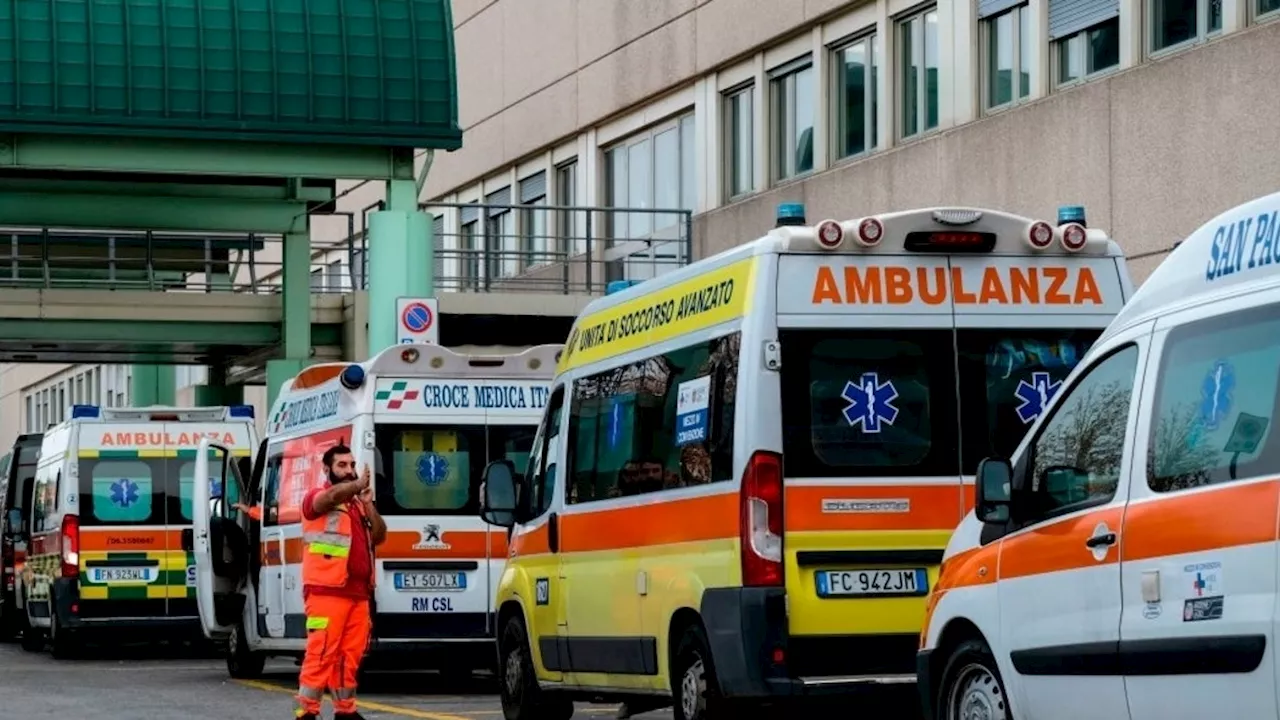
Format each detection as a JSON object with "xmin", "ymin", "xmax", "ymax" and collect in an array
[
  {"xmin": 192, "ymin": 343, "xmax": 560, "ymax": 680},
  {"xmin": 919, "ymin": 190, "xmax": 1280, "ymax": 720},
  {"xmin": 20, "ymin": 405, "xmax": 257, "ymax": 658}
]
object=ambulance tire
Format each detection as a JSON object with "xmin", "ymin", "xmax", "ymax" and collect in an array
[
  {"xmin": 936, "ymin": 638, "xmax": 1012, "ymax": 720},
  {"xmin": 225, "ymin": 621, "xmax": 266, "ymax": 679},
  {"xmin": 498, "ymin": 614, "xmax": 573, "ymax": 720},
  {"xmin": 48, "ymin": 610, "xmax": 80, "ymax": 660},
  {"xmin": 19, "ymin": 600, "xmax": 43, "ymax": 653},
  {"xmin": 672, "ymin": 624, "xmax": 735, "ymax": 720}
]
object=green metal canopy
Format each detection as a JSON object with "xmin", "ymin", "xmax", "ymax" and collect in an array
[{"xmin": 0, "ymin": 0, "xmax": 461, "ymax": 149}]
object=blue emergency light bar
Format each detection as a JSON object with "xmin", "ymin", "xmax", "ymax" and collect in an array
[
  {"xmin": 340, "ymin": 364, "xmax": 367, "ymax": 390},
  {"xmin": 606, "ymin": 280, "xmax": 642, "ymax": 295},
  {"xmin": 70, "ymin": 405, "xmax": 101, "ymax": 419},
  {"xmin": 228, "ymin": 405, "xmax": 255, "ymax": 419},
  {"xmin": 1058, "ymin": 205, "xmax": 1087, "ymax": 227},
  {"xmin": 776, "ymin": 203, "xmax": 807, "ymax": 227}
]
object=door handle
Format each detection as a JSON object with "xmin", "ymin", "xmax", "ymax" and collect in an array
[
  {"xmin": 1085, "ymin": 532, "xmax": 1117, "ymax": 549},
  {"xmin": 547, "ymin": 512, "xmax": 559, "ymax": 553}
]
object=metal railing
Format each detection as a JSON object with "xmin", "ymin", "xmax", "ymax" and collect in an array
[{"xmin": 0, "ymin": 202, "xmax": 695, "ymax": 296}]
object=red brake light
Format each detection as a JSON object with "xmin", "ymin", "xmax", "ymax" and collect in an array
[
  {"xmin": 903, "ymin": 231, "xmax": 997, "ymax": 253},
  {"xmin": 149, "ymin": 414, "xmax": 180, "ymax": 421},
  {"xmin": 60, "ymin": 515, "xmax": 79, "ymax": 579},
  {"xmin": 740, "ymin": 451, "xmax": 784, "ymax": 587}
]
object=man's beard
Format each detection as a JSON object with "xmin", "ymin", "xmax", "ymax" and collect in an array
[{"xmin": 328, "ymin": 470, "xmax": 355, "ymax": 484}]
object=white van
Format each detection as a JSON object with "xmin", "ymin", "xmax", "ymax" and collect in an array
[
  {"xmin": 918, "ymin": 190, "xmax": 1280, "ymax": 720},
  {"xmin": 192, "ymin": 343, "xmax": 560, "ymax": 680},
  {"xmin": 21, "ymin": 405, "xmax": 258, "ymax": 658}
]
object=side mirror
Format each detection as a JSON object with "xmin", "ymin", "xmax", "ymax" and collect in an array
[
  {"xmin": 976, "ymin": 457, "xmax": 1013, "ymax": 524},
  {"xmin": 480, "ymin": 460, "xmax": 518, "ymax": 528}
]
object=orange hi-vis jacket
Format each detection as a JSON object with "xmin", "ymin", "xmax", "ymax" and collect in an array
[{"xmin": 300, "ymin": 501, "xmax": 376, "ymax": 590}]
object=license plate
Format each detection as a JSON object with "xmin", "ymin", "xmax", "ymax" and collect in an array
[
  {"xmin": 393, "ymin": 571, "xmax": 467, "ymax": 592},
  {"xmin": 90, "ymin": 567, "xmax": 155, "ymax": 584},
  {"xmin": 816, "ymin": 568, "xmax": 928, "ymax": 597}
]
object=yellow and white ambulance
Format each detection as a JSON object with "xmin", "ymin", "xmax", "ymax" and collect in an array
[
  {"xmin": 918, "ymin": 190, "xmax": 1280, "ymax": 720},
  {"xmin": 479, "ymin": 203, "xmax": 1134, "ymax": 719},
  {"xmin": 20, "ymin": 405, "xmax": 257, "ymax": 657},
  {"xmin": 193, "ymin": 343, "xmax": 559, "ymax": 680}
]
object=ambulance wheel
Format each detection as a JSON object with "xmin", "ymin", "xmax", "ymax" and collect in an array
[
  {"xmin": 226, "ymin": 621, "xmax": 266, "ymax": 679},
  {"xmin": 937, "ymin": 639, "xmax": 1012, "ymax": 720},
  {"xmin": 20, "ymin": 601, "xmax": 44, "ymax": 653},
  {"xmin": 498, "ymin": 614, "xmax": 573, "ymax": 720},
  {"xmin": 672, "ymin": 624, "xmax": 733, "ymax": 720},
  {"xmin": 48, "ymin": 610, "xmax": 80, "ymax": 660}
]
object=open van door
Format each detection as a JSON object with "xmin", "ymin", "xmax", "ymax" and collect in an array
[{"xmin": 191, "ymin": 439, "xmax": 248, "ymax": 641}]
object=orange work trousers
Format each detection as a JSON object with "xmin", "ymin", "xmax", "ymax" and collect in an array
[{"xmin": 295, "ymin": 594, "xmax": 371, "ymax": 716}]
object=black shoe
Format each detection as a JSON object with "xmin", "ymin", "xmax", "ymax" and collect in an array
[
  {"xmin": 334, "ymin": 713, "xmax": 366, "ymax": 720},
  {"xmin": 294, "ymin": 714, "xmax": 318, "ymax": 720}
]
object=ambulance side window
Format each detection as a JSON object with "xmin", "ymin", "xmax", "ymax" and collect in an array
[
  {"xmin": 525, "ymin": 387, "xmax": 564, "ymax": 519},
  {"xmin": 261, "ymin": 448, "xmax": 285, "ymax": 527},
  {"xmin": 1024, "ymin": 344, "xmax": 1139, "ymax": 522},
  {"xmin": 1148, "ymin": 305, "xmax": 1280, "ymax": 493}
]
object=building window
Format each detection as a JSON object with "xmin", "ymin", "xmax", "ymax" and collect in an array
[
  {"xmin": 1260, "ymin": 0, "xmax": 1280, "ymax": 18},
  {"xmin": 724, "ymin": 84, "xmax": 755, "ymax": 198},
  {"xmin": 833, "ymin": 33, "xmax": 878, "ymax": 160},
  {"xmin": 555, "ymin": 160, "xmax": 582, "ymax": 256},
  {"xmin": 485, "ymin": 187, "xmax": 517, "ymax": 280},
  {"xmin": 1152, "ymin": 0, "xmax": 1221, "ymax": 52},
  {"xmin": 603, "ymin": 115, "xmax": 695, "ymax": 280},
  {"xmin": 899, "ymin": 7, "xmax": 940, "ymax": 138},
  {"xmin": 770, "ymin": 58, "xmax": 815, "ymax": 182},
  {"xmin": 325, "ymin": 260, "xmax": 344, "ymax": 292},
  {"xmin": 518, "ymin": 172, "xmax": 550, "ymax": 269},
  {"xmin": 309, "ymin": 267, "xmax": 323, "ymax": 292},
  {"xmin": 984, "ymin": 4, "xmax": 1032, "ymax": 109},
  {"xmin": 430, "ymin": 215, "xmax": 445, "ymax": 286},
  {"xmin": 25, "ymin": 395, "xmax": 33, "ymax": 432},
  {"xmin": 460, "ymin": 203, "xmax": 481, "ymax": 291},
  {"xmin": 1055, "ymin": 16, "xmax": 1120, "ymax": 85},
  {"xmin": 350, "ymin": 249, "xmax": 366, "ymax": 289}
]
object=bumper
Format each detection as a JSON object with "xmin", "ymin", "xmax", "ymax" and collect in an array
[
  {"xmin": 700, "ymin": 587, "xmax": 918, "ymax": 700},
  {"xmin": 916, "ymin": 649, "xmax": 935, "ymax": 719},
  {"xmin": 52, "ymin": 579, "xmax": 202, "ymax": 633}
]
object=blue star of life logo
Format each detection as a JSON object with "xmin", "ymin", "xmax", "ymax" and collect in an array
[
  {"xmin": 1199, "ymin": 360, "xmax": 1235, "ymax": 431},
  {"xmin": 841, "ymin": 372, "xmax": 900, "ymax": 433},
  {"xmin": 416, "ymin": 452, "xmax": 450, "ymax": 486},
  {"xmin": 109, "ymin": 478, "xmax": 141, "ymax": 508},
  {"xmin": 1015, "ymin": 371, "xmax": 1063, "ymax": 424}
]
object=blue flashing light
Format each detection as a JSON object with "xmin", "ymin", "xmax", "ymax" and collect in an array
[
  {"xmin": 776, "ymin": 203, "xmax": 807, "ymax": 227},
  {"xmin": 70, "ymin": 405, "xmax": 101, "ymax": 419},
  {"xmin": 1058, "ymin": 205, "xmax": 1087, "ymax": 227},
  {"xmin": 228, "ymin": 405, "xmax": 255, "ymax": 419},
  {"xmin": 606, "ymin": 280, "xmax": 642, "ymax": 296},
  {"xmin": 340, "ymin": 364, "xmax": 366, "ymax": 390}
]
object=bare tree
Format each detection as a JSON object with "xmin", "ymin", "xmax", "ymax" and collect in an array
[{"xmin": 1149, "ymin": 402, "xmax": 1223, "ymax": 491}]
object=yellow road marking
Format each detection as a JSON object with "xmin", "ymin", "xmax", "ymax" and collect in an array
[{"xmin": 233, "ymin": 679, "xmax": 473, "ymax": 720}]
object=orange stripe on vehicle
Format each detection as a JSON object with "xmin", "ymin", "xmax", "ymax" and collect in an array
[
  {"xmin": 378, "ymin": 530, "xmax": 508, "ymax": 559},
  {"xmin": 560, "ymin": 492, "xmax": 738, "ymax": 553},
  {"xmin": 290, "ymin": 363, "xmax": 347, "ymax": 391},
  {"xmin": 784, "ymin": 484, "xmax": 965, "ymax": 532},
  {"xmin": 998, "ymin": 506, "xmax": 1123, "ymax": 580},
  {"xmin": 78, "ymin": 528, "xmax": 179, "ymax": 552},
  {"xmin": 1121, "ymin": 478, "xmax": 1280, "ymax": 562},
  {"xmin": 511, "ymin": 524, "xmax": 551, "ymax": 556}
]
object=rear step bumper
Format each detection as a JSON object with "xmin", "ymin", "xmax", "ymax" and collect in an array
[{"xmin": 764, "ymin": 673, "xmax": 918, "ymax": 697}]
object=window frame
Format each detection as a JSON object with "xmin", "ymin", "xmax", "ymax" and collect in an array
[
  {"xmin": 1013, "ymin": 342, "xmax": 1142, "ymax": 527},
  {"xmin": 768, "ymin": 55, "xmax": 816, "ymax": 184},
  {"xmin": 1052, "ymin": 16, "xmax": 1122, "ymax": 89},
  {"xmin": 555, "ymin": 159, "xmax": 582, "ymax": 257},
  {"xmin": 521, "ymin": 386, "xmax": 566, "ymax": 522},
  {"xmin": 517, "ymin": 173, "xmax": 550, "ymax": 272},
  {"xmin": 1148, "ymin": 0, "xmax": 1223, "ymax": 56},
  {"xmin": 897, "ymin": 4, "xmax": 941, "ymax": 140},
  {"xmin": 981, "ymin": 3, "xmax": 1033, "ymax": 112},
  {"xmin": 722, "ymin": 82, "xmax": 756, "ymax": 200},
  {"xmin": 829, "ymin": 30, "xmax": 879, "ymax": 162},
  {"xmin": 1256, "ymin": 0, "xmax": 1280, "ymax": 21}
]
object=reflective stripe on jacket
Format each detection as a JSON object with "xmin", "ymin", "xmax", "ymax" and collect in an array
[{"xmin": 301, "ymin": 502, "xmax": 354, "ymax": 588}]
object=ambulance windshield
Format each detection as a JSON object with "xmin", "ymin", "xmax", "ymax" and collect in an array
[
  {"xmin": 373, "ymin": 423, "xmax": 537, "ymax": 516},
  {"xmin": 779, "ymin": 327, "xmax": 1099, "ymax": 478}
]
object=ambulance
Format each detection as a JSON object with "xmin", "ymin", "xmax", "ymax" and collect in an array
[
  {"xmin": 477, "ymin": 203, "xmax": 1134, "ymax": 720},
  {"xmin": 916, "ymin": 192, "xmax": 1280, "ymax": 720},
  {"xmin": 19, "ymin": 405, "xmax": 258, "ymax": 658},
  {"xmin": 192, "ymin": 343, "xmax": 560, "ymax": 680},
  {"xmin": 0, "ymin": 433, "xmax": 41, "ymax": 641},
  {"xmin": 921, "ymin": 193, "xmax": 1280, "ymax": 712}
]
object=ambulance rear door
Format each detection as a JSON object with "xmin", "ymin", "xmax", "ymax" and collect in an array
[{"xmin": 191, "ymin": 439, "xmax": 248, "ymax": 640}]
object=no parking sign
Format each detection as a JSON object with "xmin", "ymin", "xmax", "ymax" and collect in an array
[{"xmin": 396, "ymin": 297, "xmax": 439, "ymax": 345}]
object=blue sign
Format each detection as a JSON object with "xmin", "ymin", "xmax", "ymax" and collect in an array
[
  {"xmin": 1015, "ymin": 371, "xmax": 1064, "ymax": 425},
  {"xmin": 402, "ymin": 302, "xmax": 434, "ymax": 333},
  {"xmin": 209, "ymin": 477, "xmax": 223, "ymax": 500},
  {"xmin": 110, "ymin": 478, "xmax": 141, "ymax": 508},
  {"xmin": 1199, "ymin": 360, "xmax": 1236, "ymax": 431},
  {"xmin": 416, "ymin": 452, "xmax": 450, "ymax": 486},
  {"xmin": 675, "ymin": 376, "xmax": 711, "ymax": 446},
  {"xmin": 841, "ymin": 373, "xmax": 900, "ymax": 433}
]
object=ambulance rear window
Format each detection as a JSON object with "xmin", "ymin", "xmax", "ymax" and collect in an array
[
  {"xmin": 373, "ymin": 424, "xmax": 537, "ymax": 516},
  {"xmin": 86, "ymin": 460, "xmax": 155, "ymax": 524}
]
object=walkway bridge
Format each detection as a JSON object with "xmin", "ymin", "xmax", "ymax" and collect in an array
[{"xmin": 0, "ymin": 0, "xmax": 686, "ymax": 412}]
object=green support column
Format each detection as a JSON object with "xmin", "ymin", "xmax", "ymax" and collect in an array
[
  {"xmin": 266, "ymin": 229, "xmax": 313, "ymax": 410},
  {"xmin": 367, "ymin": 178, "xmax": 432, "ymax": 354},
  {"xmin": 194, "ymin": 362, "xmax": 244, "ymax": 406},
  {"xmin": 131, "ymin": 365, "xmax": 176, "ymax": 406}
]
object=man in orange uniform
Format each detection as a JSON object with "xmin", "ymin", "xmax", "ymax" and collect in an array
[{"xmin": 294, "ymin": 444, "xmax": 387, "ymax": 720}]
